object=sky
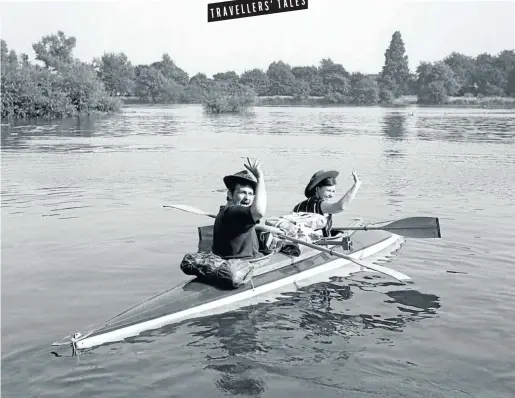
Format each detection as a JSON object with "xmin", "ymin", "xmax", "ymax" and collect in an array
[{"xmin": 0, "ymin": 0, "xmax": 513, "ymax": 77}]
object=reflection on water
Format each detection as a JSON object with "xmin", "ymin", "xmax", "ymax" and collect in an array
[
  {"xmin": 384, "ymin": 290, "xmax": 441, "ymax": 317},
  {"xmin": 1, "ymin": 106, "xmax": 183, "ymax": 152},
  {"xmin": 179, "ymin": 279, "xmax": 441, "ymax": 396},
  {"xmin": 381, "ymin": 112, "xmax": 408, "ymax": 166},
  {"xmin": 379, "ymin": 112, "xmax": 410, "ymax": 209},
  {"xmin": 1, "ymin": 115, "xmax": 99, "ymax": 153},
  {"xmin": 2, "ymin": 106, "xmax": 514, "ymax": 151},
  {"xmin": 2, "ymin": 104, "xmax": 514, "ymax": 398},
  {"xmin": 382, "ymin": 112, "xmax": 407, "ymax": 141},
  {"xmin": 416, "ymin": 111, "xmax": 515, "ymax": 144},
  {"xmin": 203, "ymin": 313, "xmax": 266, "ymax": 397}
]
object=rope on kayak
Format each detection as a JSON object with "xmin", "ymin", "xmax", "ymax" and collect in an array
[
  {"xmin": 66, "ymin": 278, "xmax": 199, "ymax": 344},
  {"xmin": 242, "ymin": 267, "xmax": 255, "ymax": 290}
]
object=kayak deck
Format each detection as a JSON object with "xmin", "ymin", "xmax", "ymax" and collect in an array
[{"xmin": 52, "ymin": 226, "xmax": 405, "ymax": 351}]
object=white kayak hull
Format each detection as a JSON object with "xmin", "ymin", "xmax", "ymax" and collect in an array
[{"xmin": 52, "ymin": 229, "xmax": 406, "ymax": 352}]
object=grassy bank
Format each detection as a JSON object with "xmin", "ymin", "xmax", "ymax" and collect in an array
[{"xmin": 253, "ymin": 95, "xmax": 515, "ymax": 108}]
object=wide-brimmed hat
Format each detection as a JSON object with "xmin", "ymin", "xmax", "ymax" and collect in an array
[
  {"xmin": 304, "ymin": 169, "xmax": 339, "ymax": 198},
  {"xmin": 223, "ymin": 169, "xmax": 257, "ymax": 191}
]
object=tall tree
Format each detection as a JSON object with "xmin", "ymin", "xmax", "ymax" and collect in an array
[
  {"xmin": 349, "ymin": 72, "xmax": 379, "ymax": 104},
  {"xmin": 32, "ymin": 30, "xmax": 76, "ymax": 70},
  {"xmin": 189, "ymin": 72, "xmax": 210, "ymax": 87},
  {"xmin": 291, "ymin": 65, "xmax": 324, "ymax": 96},
  {"xmin": 150, "ymin": 53, "xmax": 189, "ymax": 85},
  {"xmin": 7, "ymin": 50, "xmax": 18, "ymax": 68},
  {"xmin": 266, "ymin": 61, "xmax": 297, "ymax": 96},
  {"xmin": 213, "ymin": 71, "xmax": 239, "ymax": 82},
  {"xmin": 184, "ymin": 72, "xmax": 211, "ymax": 102},
  {"xmin": 20, "ymin": 53, "xmax": 30, "ymax": 67},
  {"xmin": 134, "ymin": 65, "xmax": 168, "ymax": 102},
  {"xmin": 443, "ymin": 52, "xmax": 477, "ymax": 95},
  {"xmin": 416, "ymin": 61, "xmax": 460, "ymax": 104},
  {"xmin": 239, "ymin": 68, "xmax": 269, "ymax": 95},
  {"xmin": 94, "ymin": 52, "xmax": 135, "ymax": 96},
  {"xmin": 318, "ymin": 58, "xmax": 349, "ymax": 96},
  {"xmin": 507, "ymin": 67, "xmax": 515, "ymax": 96},
  {"xmin": 380, "ymin": 31, "xmax": 410, "ymax": 97},
  {"xmin": 1, "ymin": 39, "xmax": 8, "ymax": 62},
  {"xmin": 474, "ymin": 53, "xmax": 506, "ymax": 96}
]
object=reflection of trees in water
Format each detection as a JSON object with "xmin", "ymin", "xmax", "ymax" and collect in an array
[
  {"xmin": 1, "ymin": 115, "xmax": 100, "ymax": 150},
  {"xmin": 189, "ymin": 311, "xmax": 266, "ymax": 397},
  {"xmin": 382, "ymin": 112, "xmax": 407, "ymax": 162},
  {"xmin": 382, "ymin": 112, "xmax": 407, "ymax": 141},
  {"xmin": 1, "ymin": 113, "xmax": 182, "ymax": 151},
  {"xmin": 381, "ymin": 112, "xmax": 410, "ymax": 210},
  {"xmin": 415, "ymin": 114, "xmax": 515, "ymax": 144},
  {"xmin": 184, "ymin": 279, "xmax": 440, "ymax": 396},
  {"xmin": 204, "ymin": 110, "xmax": 259, "ymax": 135}
]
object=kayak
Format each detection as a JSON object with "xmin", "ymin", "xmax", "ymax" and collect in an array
[{"xmin": 51, "ymin": 218, "xmax": 409, "ymax": 354}]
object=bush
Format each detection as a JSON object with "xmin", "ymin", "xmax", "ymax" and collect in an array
[
  {"xmin": 417, "ymin": 81, "xmax": 449, "ymax": 104},
  {"xmin": 1, "ymin": 34, "xmax": 122, "ymax": 120},
  {"xmin": 379, "ymin": 88, "xmax": 395, "ymax": 104},
  {"xmin": 349, "ymin": 75, "xmax": 380, "ymax": 105},
  {"xmin": 1, "ymin": 61, "xmax": 122, "ymax": 120},
  {"xmin": 202, "ymin": 82, "xmax": 257, "ymax": 113}
]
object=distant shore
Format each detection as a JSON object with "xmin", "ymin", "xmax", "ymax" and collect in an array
[
  {"xmin": 119, "ymin": 95, "xmax": 515, "ymax": 108},
  {"xmin": 256, "ymin": 95, "xmax": 515, "ymax": 108},
  {"xmin": 3, "ymin": 30, "xmax": 515, "ymax": 120}
]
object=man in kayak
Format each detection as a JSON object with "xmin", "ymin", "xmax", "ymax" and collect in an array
[
  {"xmin": 211, "ymin": 158, "xmax": 267, "ymax": 259},
  {"xmin": 293, "ymin": 169, "xmax": 362, "ymax": 237}
]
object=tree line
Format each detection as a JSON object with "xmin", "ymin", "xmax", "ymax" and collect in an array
[{"xmin": 2, "ymin": 30, "xmax": 515, "ymax": 119}]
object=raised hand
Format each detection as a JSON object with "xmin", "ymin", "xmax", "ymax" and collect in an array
[
  {"xmin": 352, "ymin": 169, "xmax": 361, "ymax": 184},
  {"xmin": 244, "ymin": 157, "xmax": 264, "ymax": 180}
]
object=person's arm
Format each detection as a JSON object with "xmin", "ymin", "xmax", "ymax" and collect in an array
[
  {"xmin": 245, "ymin": 158, "xmax": 267, "ymax": 222},
  {"xmin": 321, "ymin": 170, "xmax": 362, "ymax": 214}
]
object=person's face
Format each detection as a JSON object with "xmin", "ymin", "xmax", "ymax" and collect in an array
[
  {"xmin": 228, "ymin": 184, "xmax": 255, "ymax": 206},
  {"xmin": 316, "ymin": 185, "xmax": 335, "ymax": 201}
]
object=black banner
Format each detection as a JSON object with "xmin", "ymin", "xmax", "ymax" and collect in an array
[{"xmin": 207, "ymin": 0, "xmax": 308, "ymax": 23}]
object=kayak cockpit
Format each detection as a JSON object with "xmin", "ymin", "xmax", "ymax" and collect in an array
[{"xmin": 181, "ymin": 215, "xmax": 366, "ymax": 291}]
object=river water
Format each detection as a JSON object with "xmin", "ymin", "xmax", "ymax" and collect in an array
[{"xmin": 2, "ymin": 105, "xmax": 514, "ymax": 397}]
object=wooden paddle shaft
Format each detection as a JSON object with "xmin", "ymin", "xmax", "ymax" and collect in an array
[{"xmin": 278, "ymin": 234, "xmax": 412, "ymax": 283}]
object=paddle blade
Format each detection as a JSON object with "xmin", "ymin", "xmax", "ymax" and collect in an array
[
  {"xmin": 381, "ymin": 217, "xmax": 441, "ymax": 238},
  {"xmin": 163, "ymin": 204, "xmax": 217, "ymax": 218}
]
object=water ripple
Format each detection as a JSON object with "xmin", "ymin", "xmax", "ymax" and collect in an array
[{"xmin": 2, "ymin": 105, "xmax": 514, "ymax": 398}]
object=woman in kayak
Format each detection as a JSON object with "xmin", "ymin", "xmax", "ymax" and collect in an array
[{"xmin": 293, "ymin": 169, "xmax": 362, "ymax": 237}]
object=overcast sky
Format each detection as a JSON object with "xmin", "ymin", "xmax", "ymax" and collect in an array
[{"xmin": 0, "ymin": 0, "xmax": 513, "ymax": 77}]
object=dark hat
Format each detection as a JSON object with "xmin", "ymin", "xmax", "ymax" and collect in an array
[
  {"xmin": 223, "ymin": 169, "xmax": 257, "ymax": 191},
  {"xmin": 304, "ymin": 170, "xmax": 339, "ymax": 198}
]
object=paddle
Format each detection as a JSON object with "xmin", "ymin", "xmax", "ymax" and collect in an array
[
  {"xmin": 333, "ymin": 217, "xmax": 441, "ymax": 239},
  {"xmin": 164, "ymin": 205, "xmax": 441, "ymax": 239},
  {"xmin": 163, "ymin": 204, "xmax": 283, "ymax": 234},
  {"xmin": 276, "ymin": 233, "xmax": 412, "ymax": 283},
  {"xmin": 164, "ymin": 204, "xmax": 216, "ymax": 218},
  {"xmin": 164, "ymin": 204, "xmax": 413, "ymax": 283}
]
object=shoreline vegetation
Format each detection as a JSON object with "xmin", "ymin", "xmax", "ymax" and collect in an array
[
  {"xmin": 2, "ymin": 30, "xmax": 515, "ymax": 120},
  {"xmin": 120, "ymin": 94, "xmax": 515, "ymax": 108}
]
